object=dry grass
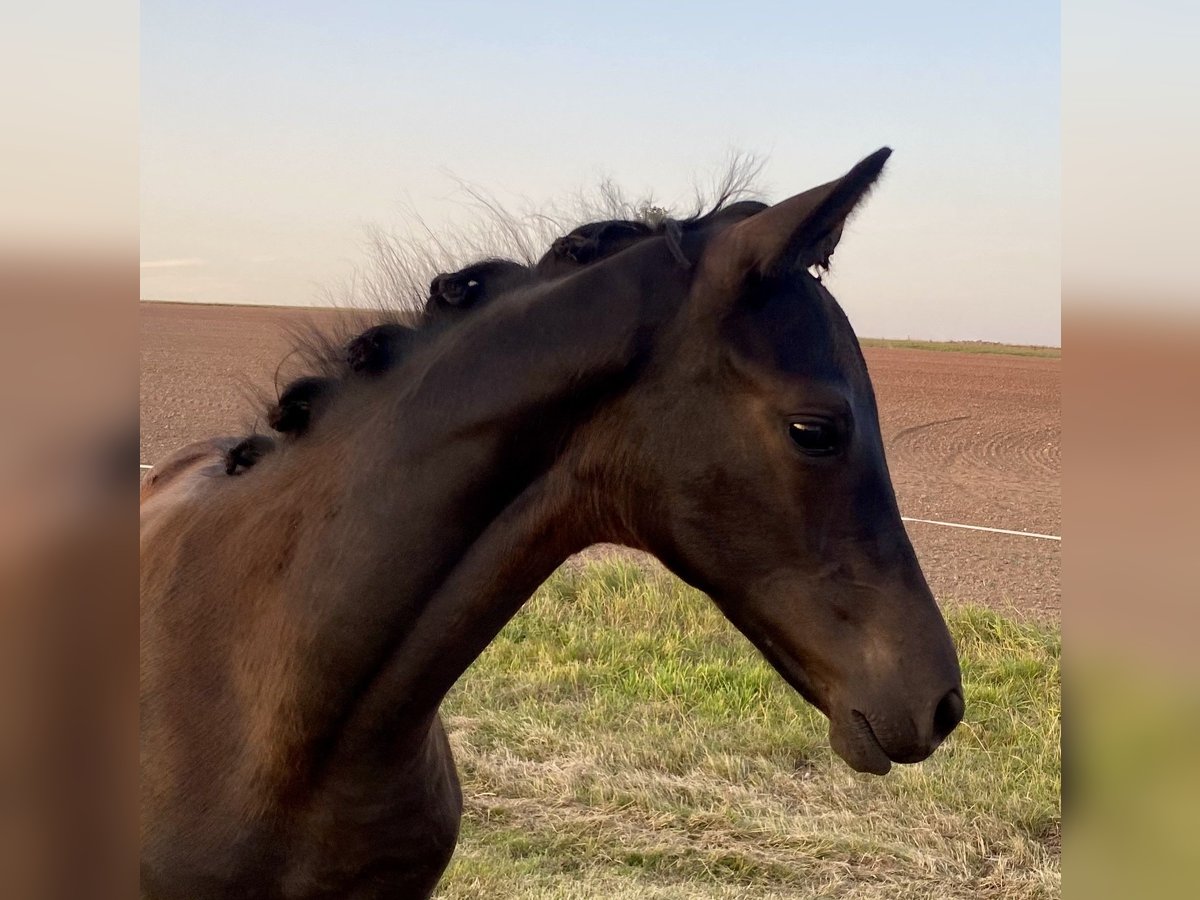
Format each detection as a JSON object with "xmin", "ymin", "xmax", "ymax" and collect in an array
[
  {"xmin": 436, "ymin": 560, "xmax": 1061, "ymax": 898},
  {"xmin": 859, "ymin": 338, "xmax": 1060, "ymax": 358}
]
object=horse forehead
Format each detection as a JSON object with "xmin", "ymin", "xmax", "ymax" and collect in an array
[{"xmin": 738, "ymin": 275, "xmax": 866, "ymax": 388}]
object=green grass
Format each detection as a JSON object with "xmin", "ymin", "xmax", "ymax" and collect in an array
[
  {"xmin": 437, "ymin": 560, "xmax": 1061, "ymax": 899},
  {"xmin": 859, "ymin": 338, "xmax": 1060, "ymax": 358}
]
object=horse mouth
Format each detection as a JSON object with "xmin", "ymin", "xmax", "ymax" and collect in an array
[
  {"xmin": 829, "ymin": 710, "xmax": 893, "ymax": 775},
  {"xmin": 762, "ymin": 642, "xmax": 896, "ymax": 775},
  {"xmin": 751, "ymin": 638, "xmax": 889, "ymax": 775},
  {"xmin": 726, "ymin": 611, "xmax": 896, "ymax": 776}
]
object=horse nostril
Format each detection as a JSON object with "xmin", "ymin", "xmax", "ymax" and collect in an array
[{"xmin": 932, "ymin": 687, "xmax": 965, "ymax": 742}]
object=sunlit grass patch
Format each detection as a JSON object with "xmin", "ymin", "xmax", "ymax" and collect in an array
[
  {"xmin": 438, "ymin": 560, "xmax": 1061, "ymax": 899},
  {"xmin": 860, "ymin": 337, "xmax": 1060, "ymax": 358}
]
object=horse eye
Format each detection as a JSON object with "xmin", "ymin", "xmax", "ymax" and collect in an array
[{"xmin": 789, "ymin": 421, "xmax": 840, "ymax": 457}]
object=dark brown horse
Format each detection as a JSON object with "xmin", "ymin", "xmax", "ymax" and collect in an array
[{"xmin": 140, "ymin": 148, "xmax": 963, "ymax": 899}]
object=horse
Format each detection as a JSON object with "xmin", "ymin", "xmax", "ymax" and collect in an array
[
  {"xmin": 346, "ymin": 260, "xmax": 536, "ymax": 377},
  {"xmin": 533, "ymin": 201, "xmax": 774, "ymax": 277},
  {"xmin": 140, "ymin": 148, "xmax": 964, "ymax": 899}
]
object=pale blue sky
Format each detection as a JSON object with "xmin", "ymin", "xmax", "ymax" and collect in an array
[{"xmin": 141, "ymin": 1, "xmax": 1059, "ymax": 344}]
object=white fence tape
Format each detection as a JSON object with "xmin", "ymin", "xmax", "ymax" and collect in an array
[{"xmin": 900, "ymin": 516, "xmax": 1059, "ymax": 542}]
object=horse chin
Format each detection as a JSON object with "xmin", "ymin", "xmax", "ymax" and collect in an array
[{"xmin": 829, "ymin": 711, "xmax": 893, "ymax": 776}]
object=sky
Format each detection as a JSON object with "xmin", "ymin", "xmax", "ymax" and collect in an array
[{"xmin": 141, "ymin": 1, "xmax": 1060, "ymax": 345}]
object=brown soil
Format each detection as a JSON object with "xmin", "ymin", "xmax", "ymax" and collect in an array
[{"xmin": 140, "ymin": 302, "xmax": 1061, "ymax": 622}]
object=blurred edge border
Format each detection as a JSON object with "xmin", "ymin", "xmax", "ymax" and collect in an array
[
  {"xmin": 0, "ymin": 2, "xmax": 139, "ymax": 898},
  {"xmin": 2, "ymin": 2, "xmax": 1199, "ymax": 898},
  {"xmin": 1064, "ymin": 2, "xmax": 1200, "ymax": 898}
]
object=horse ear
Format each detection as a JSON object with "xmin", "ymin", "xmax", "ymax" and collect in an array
[{"xmin": 706, "ymin": 147, "xmax": 891, "ymax": 284}]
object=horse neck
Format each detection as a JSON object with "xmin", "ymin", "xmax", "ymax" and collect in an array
[{"xmin": 328, "ymin": 245, "xmax": 681, "ymax": 751}]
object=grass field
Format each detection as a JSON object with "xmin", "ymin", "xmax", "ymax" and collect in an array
[
  {"xmin": 859, "ymin": 338, "xmax": 1060, "ymax": 358},
  {"xmin": 436, "ymin": 561, "xmax": 1061, "ymax": 899}
]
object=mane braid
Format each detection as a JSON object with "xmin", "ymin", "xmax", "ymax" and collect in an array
[
  {"xmin": 257, "ymin": 254, "xmax": 536, "ymax": 440},
  {"xmin": 249, "ymin": 187, "xmax": 767, "ymax": 456}
]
